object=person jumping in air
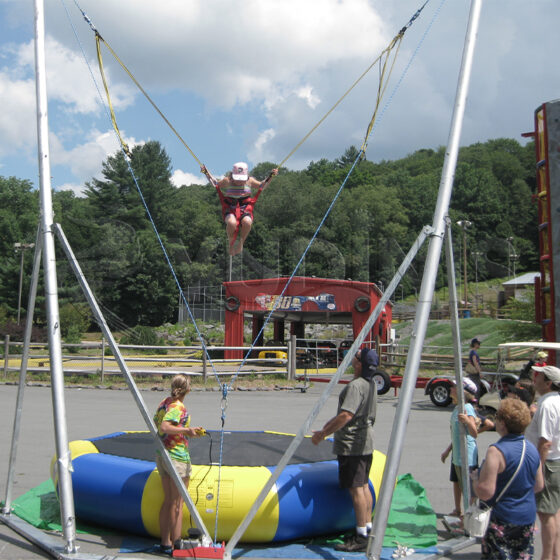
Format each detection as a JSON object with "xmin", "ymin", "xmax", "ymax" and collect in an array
[{"xmin": 201, "ymin": 162, "xmax": 278, "ymax": 255}]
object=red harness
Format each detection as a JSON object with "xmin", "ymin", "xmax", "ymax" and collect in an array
[{"xmin": 215, "ymin": 185, "xmax": 264, "ymax": 249}]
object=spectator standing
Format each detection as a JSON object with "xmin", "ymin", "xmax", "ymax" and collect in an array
[
  {"xmin": 312, "ymin": 348, "xmax": 378, "ymax": 552},
  {"xmin": 525, "ymin": 365, "xmax": 560, "ymax": 560},
  {"xmin": 465, "ymin": 338, "xmax": 482, "ymax": 396},
  {"xmin": 440, "ymin": 378, "xmax": 479, "ymax": 518},
  {"xmin": 472, "ymin": 398, "xmax": 543, "ymax": 559}
]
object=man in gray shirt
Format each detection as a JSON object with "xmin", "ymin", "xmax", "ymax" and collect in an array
[{"xmin": 312, "ymin": 347, "xmax": 378, "ymax": 552}]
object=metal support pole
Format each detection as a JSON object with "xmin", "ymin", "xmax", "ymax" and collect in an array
[
  {"xmin": 223, "ymin": 226, "xmax": 431, "ymax": 559},
  {"xmin": 366, "ymin": 1, "xmax": 482, "ymax": 557},
  {"xmin": 33, "ymin": 0, "xmax": 77, "ymax": 551},
  {"xmin": 288, "ymin": 335, "xmax": 296, "ymax": 380},
  {"xmin": 3, "ymin": 233, "xmax": 42, "ymax": 514},
  {"xmin": 3, "ymin": 335, "xmax": 9, "ymax": 380},
  {"xmin": 202, "ymin": 349, "xmax": 207, "ymax": 383},
  {"xmin": 463, "ymin": 227, "xmax": 468, "ymax": 306},
  {"xmin": 17, "ymin": 249, "xmax": 24, "ymax": 325},
  {"xmin": 445, "ymin": 219, "xmax": 471, "ymax": 512},
  {"xmin": 100, "ymin": 336, "xmax": 105, "ymax": 383},
  {"xmin": 53, "ymin": 224, "xmax": 212, "ymax": 543}
]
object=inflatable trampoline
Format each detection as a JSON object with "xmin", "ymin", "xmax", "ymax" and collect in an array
[{"xmin": 53, "ymin": 430, "xmax": 386, "ymax": 543}]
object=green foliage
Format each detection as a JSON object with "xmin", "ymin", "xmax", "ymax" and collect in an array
[
  {"xmin": 64, "ymin": 325, "xmax": 82, "ymax": 353},
  {"xmin": 121, "ymin": 325, "xmax": 157, "ymax": 345},
  {"xmin": 183, "ymin": 323, "xmax": 200, "ymax": 345},
  {"xmin": 0, "ymin": 136, "xmax": 542, "ymax": 330},
  {"xmin": 500, "ymin": 290, "xmax": 537, "ymax": 322},
  {"xmin": 121, "ymin": 325, "xmax": 167, "ymax": 354},
  {"xmin": 59, "ymin": 303, "xmax": 92, "ymax": 338}
]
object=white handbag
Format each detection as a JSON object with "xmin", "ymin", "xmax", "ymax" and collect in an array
[{"xmin": 464, "ymin": 440, "xmax": 526, "ymax": 538}]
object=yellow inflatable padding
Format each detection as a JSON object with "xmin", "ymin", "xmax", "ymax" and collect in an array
[
  {"xmin": 50, "ymin": 439, "xmax": 99, "ymax": 490},
  {"xmin": 141, "ymin": 464, "xmax": 279, "ymax": 542},
  {"xmin": 369, "ymin": 449, "xmax": 388, "ymax": 495}
]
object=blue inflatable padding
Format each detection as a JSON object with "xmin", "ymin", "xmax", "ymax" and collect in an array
[
  {"xmin": 88, "ymin": 431, "xmax": 126, "ymax": 442},
  {"xmin": 271, "ymin": 461, "xmax": 375, "ymax": 541},
  {"xmin": 71, "ymin": 453, "xmax": 153, "ymax": 536}
]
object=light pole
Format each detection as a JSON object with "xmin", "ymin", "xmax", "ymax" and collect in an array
[
  {"xmin": 456, "ymin": 220, "xmax": 472, "ymax": 308},
  {"xmin": 13, "ymin": 242, "xmax": 35, "ymax": 325},
  {"xmin": 473, "ymin": 250, "xmax": 482, "ymax": 313},
  {"xmin": 506, "ymin": 237, "xmax": 518, "ymax": 279}
]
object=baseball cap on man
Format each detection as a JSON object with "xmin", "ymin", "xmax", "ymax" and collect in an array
[
  {"xmin": 360, "ymin": 348, "xmax": 379, "ymax": 381},
  {"xmin": 451, "ymin": 377, "xmax": 478, "ymax": 395},
  {"xmin": 232, "ymin": 162, "xmax": 249, "ymax": 181},
  {"xmin": 532, "ymin": 365, "xmax": 560, "ymax": 384}
]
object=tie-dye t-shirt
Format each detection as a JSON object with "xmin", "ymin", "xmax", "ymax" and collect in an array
[{"xmin": 153, "ymin": 397, "xmax": 191, "ymax": 462}]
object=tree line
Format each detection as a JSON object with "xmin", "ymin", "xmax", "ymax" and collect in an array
[{"xmin": 0, "ymin": 137, "xmax": 538, "ymax": 330}]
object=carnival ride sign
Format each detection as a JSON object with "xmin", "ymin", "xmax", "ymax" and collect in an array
[{"xmin": 255, "ymin": 293, "xmax": 336, "ymax": 311}]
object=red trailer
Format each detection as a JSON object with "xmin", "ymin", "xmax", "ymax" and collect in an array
[{"xmin": 223, "ymin": 276, "xmax": 392, "ymax": 360}]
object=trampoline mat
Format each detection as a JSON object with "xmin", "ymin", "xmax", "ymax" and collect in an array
[{"xmin": 91, "ymin": 431, "xmax": 336, "ymax": 467}]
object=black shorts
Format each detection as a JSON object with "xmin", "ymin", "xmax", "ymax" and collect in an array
[
  {"xmin": 449, "ymin": 463, "xmax": 478, "ymax": 483},
  {"xmin": 337, "ymin": 454, "xmax": 373, "ymax": 489}
]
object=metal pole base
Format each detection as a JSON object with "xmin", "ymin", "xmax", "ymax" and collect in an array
[{"xmin": 0, "ymin": 512, "xmax": 114, "ymax": 560}]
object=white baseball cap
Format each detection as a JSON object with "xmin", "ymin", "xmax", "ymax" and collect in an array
[
  {"xmin": 533, "ymin": 365, "xmax": 560, "ymax": 384},
  {"xmin": 231, "ymin": 162, "xmax": 249, "ymax": 181},
  {"xmin": 451, "ymin": 377, "xmax": 478, "ymax": 395}
]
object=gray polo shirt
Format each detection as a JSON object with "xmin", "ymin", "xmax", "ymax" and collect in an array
[{"xmin": 333, "ymin": 376, "xmax": 375, "ymax": 456}]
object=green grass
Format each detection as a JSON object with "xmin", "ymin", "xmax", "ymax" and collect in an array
[{"xmin": 394, "ymin": 317, "xmax": 542, "ymax": 358}]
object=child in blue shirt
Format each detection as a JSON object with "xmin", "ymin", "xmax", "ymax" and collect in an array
[{"xmin": 441, "ymin": 377, "xmax": 479, "ymax": 517}]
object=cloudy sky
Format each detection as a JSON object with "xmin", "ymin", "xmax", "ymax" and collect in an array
[{"xmin": 0, "ymin": 0, "xmax": 558, "ymax": 195}]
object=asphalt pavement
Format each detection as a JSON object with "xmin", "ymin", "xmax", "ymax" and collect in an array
[{"xmin": 0, "ymin": 381, "xmax": 541, "ymax": 559}]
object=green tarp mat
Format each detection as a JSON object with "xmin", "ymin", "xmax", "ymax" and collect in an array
[{"xmin": 4, "ymin": 473, "xmax": 437, "ymax": 548}]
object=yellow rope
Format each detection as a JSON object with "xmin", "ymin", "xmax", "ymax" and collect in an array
[
  {"xmin": 278, "ymin": 31, "xmax": 404, "ymax": 169},
  {"xmin": 95, "ymin": 33, "xmax": 203, "ymax": 167},
  {"xmin": 96, "ymin": 34, "xmax": 132, "ymax": 159},
  {"xmin": 95, "ymin": 23, "xmax": 405, "ymax": 181},
  {"xmin": 360, "ymin": 33, "xmax": 404, "ymax": 155}
]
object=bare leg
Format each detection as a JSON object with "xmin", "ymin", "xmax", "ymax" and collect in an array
[
  {"xmin": 348, "ymin": 484, "xmax": 373, "ymax": 527},
  {"xmin": 555, "ymin": 509, "xmax": 560, "ymax": 560},
  {"xmin": 224, "ymin": 214, "xmax": 238, "ymax": 255},
  {"xmin": 159, "ymin": 473, "xmax": 174, "ymax": 547},
  {"xmin": 539, "ymin": 511, "xmax": 557, "ymax": 560},
  {"xmin": 454, "ymin": 481, "xmax": 462, "ymax": 514},
  {"xmin": 169, "ymin": 476, "xmax": 190, "ymax": 544},
  {"xmin": 230, "ymin": 216, "xmax": 252, "ymax": 255}
]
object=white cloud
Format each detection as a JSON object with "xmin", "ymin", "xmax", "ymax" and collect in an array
[
  {"xmin": 248, "ymin": 128, "xmax": 276, "ymax": 165},
  {"xmin": 171, "ymin": 169, "xmax": 205, "ymax": 187},
  {"xmin": 0, "ymin": 71, "xmax": 36, "ymax": 155},
  {"xmin": 3, "ymin": 0, "xmax": 559, "ymax": 188},
  {"xmin": 51, "ymin": 128, "xmax": 143, "ymax": 188},
  {"xmin": 14, "ymin": 38, "xmax": 136, "ymax": 114},
  {"xmin": 296, "ymin": 86, "xmax": 321, "ymax": 110},
  {"xmin": 57, "ymin": 182, "xmax": 88, "ymax": 197},
  {"xmin": 46, "ymin": 0, "xmax": 389, "ymax": 110}
]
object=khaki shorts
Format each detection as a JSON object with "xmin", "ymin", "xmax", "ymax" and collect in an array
[
  {"xmin": 536, "ymin": 460, "xmax": 560, "ymax": 514},
  {"xmin": 155, "ymin": 455, "xmax": 192, "ymax": 479}
]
